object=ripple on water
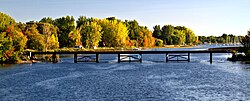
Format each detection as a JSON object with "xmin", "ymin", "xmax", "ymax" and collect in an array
[
  {"xmin": 35, "ymin": 71, "xmax": 83, "ymax": 89},
  {"xmin": 1, "ymin": 49, "xmax": 250, "ymax": 100}
]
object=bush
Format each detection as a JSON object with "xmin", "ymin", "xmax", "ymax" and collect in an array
[{"xmin": 155, "ymin": 39, "xmax": 164, "ymax": 47}]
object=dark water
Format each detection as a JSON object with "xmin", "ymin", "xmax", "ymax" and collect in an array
[{"xmin": 1, "ymin": 45, "xmax": 250, "ymax": 100}]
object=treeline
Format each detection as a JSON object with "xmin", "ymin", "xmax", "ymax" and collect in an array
[
  {"xmin": 0, "ymin": 12, "xmax": 197, "ymax": 63},
  {"xmin": 198, "ymin": 34, "xmax": 243, "ymax": 44},
  {"xmin": 152, "ymin": 25, "xmax": 197, "ymax": 46}
]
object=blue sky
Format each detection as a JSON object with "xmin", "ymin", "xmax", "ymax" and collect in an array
[{"xmin": 1, "ymin": 0, "xmax": 250, "ymax": 36}]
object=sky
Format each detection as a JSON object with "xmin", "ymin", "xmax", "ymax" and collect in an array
[{"xmin": 1, "ymin": 0, "xmax": 250, "ymax": 36}]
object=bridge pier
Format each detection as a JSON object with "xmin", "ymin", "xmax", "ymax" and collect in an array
[
  {"xmin": 188, "ymin": 53, "xmax": 190, "ymax": 62},
  {"xmin": 139, "ymin": 54, "xmax": 142, "ymax": 63},
  {"xmin": 166, "ymin": 53, "xmax": 169, "ymax": 62},
  {"xmin": 96, "ymin": 54, "xmax": 99, "ymax": 63},
  {"xmin": 118, "ymin": 54, "xmax": 121, "ymax": 63},
  {"xmin": 210, "ymin": 52, "xmax": 213, "ymax": 64},
  {"xmin": 74, "ymin": 53, "xmax": 77, "ymax": 63}
]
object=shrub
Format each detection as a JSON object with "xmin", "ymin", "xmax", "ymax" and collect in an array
[{"xmin": 155, "ymin": 39, "xmax": 163, "ymax": 47}]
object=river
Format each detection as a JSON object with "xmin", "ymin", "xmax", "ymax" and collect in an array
[{"xmin": 1, "ymin": 45, "xmax": 250, "ymax": 100}]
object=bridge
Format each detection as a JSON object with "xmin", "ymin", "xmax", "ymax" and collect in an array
[{"xmin": 29, "ymin": 50, "xmax": 233, "ymax": 64}]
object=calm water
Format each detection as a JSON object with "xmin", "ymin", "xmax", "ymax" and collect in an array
[{"xmin": 1, "ymin": 45, "xmax": 250, "ymax": 100}]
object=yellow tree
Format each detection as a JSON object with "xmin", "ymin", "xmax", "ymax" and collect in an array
[
  {"xmin": 68, "ymin": 27, "xmax": 82, "ymax": 46},
  {"xmin": 39, "ymin": 23, "xmax": 59, "ymax": 51},
  {"xmin": 101, "ymin": 19, "xmax": 128, "ymax": 47},
  {"xmin": 25, "ymin": 23, "xmax": 45, "ymax": 51},
  {"xmin": 81, "ymin": 22, "xmax": 102, "ymax": 48}
]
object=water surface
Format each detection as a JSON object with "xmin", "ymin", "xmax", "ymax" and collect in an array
[{"xmin": 1, "ymin": 46, "xmax": 250, "ymax": 100}]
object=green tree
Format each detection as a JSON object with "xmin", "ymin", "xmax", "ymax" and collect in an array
[
  {"xmin": 126, "ymin": 20, "xmax": 141, "ymax": 40},
  {"xmin": 185, "ymin": 28, "xmax": 196, "ymax": 45},
  {"xmin": 152, "ymin": 25, "xmax": 161, "ymax": 39},
  {"xmin": 54, "ymin": 16, "xmax": 75, "ymax": 47},
  {"xmin": 161, "ymin": 25, "xmax": 175, "ymax": 45},
  {"xmin": 209, "ymin": 36, "xmax": 217, "ymax": 43},
  {"xmin": 241, "ymin": 30, "xmax": 250, "ymax": 59},
  {"xmin": 198, "ymin": 36, "xmax": 207, "ymax": 44},
  {"xmin": 40, "ymin": 17, "xmax": 53, "ymax": 24},
  {"xmin": 241, "ymin": 30, "xmax": 250, "ymax": 48},
  {"xmin": 76, "ymin": 16, "xmax": 89, "ymax": 28},
  {"xmin": 221, "ymin": 33, "xmax": 228, "ymax": 43}
]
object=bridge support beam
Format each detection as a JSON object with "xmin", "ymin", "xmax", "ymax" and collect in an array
[
  {"xmin": 74, "ymin": 53, "xmax": 77, "ymax": 63},
  {"xmin": 96, "ymin": 54, "xmax": 99, "ymax": 63},
  {"xmin": 166, "ymin": 53, "xmax": 169, "ymax": 63},
  {"xmin": 210, "ymin": 52, "xmax": 212, "ymax": 64},
  {"xmin": 188, "ymin": 53, "xmax": 190, "ymax": 62},
  {"xmin": 139, "ymin": 54, "xmax": 142, "ymax": 63},
  {"xmin": 118, "ymin": 54, "xmax": 120, "ymax": 63}
]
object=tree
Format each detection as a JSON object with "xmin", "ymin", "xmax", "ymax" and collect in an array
[
  {"xmin": 241, "ymin": 30, "xmax": 250, "ymax": 48},
  {"xmin": 0, "ymin": 12, "xmax": 15, "ymax": 32},
  {"xmin": 7, "ymin": 25, "xmax": 28, "ymax": 52},
  {"xmin": 126, "ymin": 20, "xmax": 141, "ymax": 40},
  {"xmin": 101, "ymin": 19, "xmax": 128, "ymax": 47},
  {"xmin": 0, "ymin": 32, "xmax": 14, "ymax": 62},
  {"xmin": 68, "ymin": 27, "xmax": 82, "ymax": 46},
  {"xmin": 175, "ymin": 29, "xmax": 186, "ymax": 45},
  {"xmin": 81, "ymin": 22, "xmax": 102, "ymax": 48},
  {"xmin": 76, "ymin": 16, "xmax": 102, "ymax": 48},
  {"xmin": 25, "ymin": 23, "xmax": 45, "ymax": 51},
  {"xmin": 161, "ymin": 25, "xmax": 175, "ymax": 45},
  {"xmin": 140, "ymin": 27, "xmax": 155, "ymax": 47},
  {"xmin": 221, "ymin": 33, "xmax": 228, "ymax": 43},
  {"xmin": 0, "ymin": 12, "xmax": 27, "ymax": 63},
  {"xmin": 1, "ymin": 26, "xmax": 27, "ymax": 63},
  {"xmin": 37, "ymin": 23, "xmax": 59, "ymax": 51},
  {"xmin": 209, "ymin": 36, "xmax": 217, "ymax": 43},
  {"xmin": 76, "ymin": 16, "xmax": 89, "ymax": 28},
  {"xmin": 240, "ymin": 30, "xmax": 250, "ymax": 59},
  {"xmin": 54, "ymin": 16, "xmax": 75, "ymax": 47},
  {"xmin": 152, "ymin": 25, "xmax": 161, "ymax": 39},
  {"xmin": 185, "ymin": 28, "xmax": 196, "ymax": 45},
  {"xmin": 40, "ymin": 17, "xmax": 53, "ymax": 24}
]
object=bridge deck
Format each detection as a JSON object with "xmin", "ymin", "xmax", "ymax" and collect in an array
[
  {"xmin": 31, "ymin": 50, "xmax": 232, "ymax": 54},
  {"xmin": 30, "ymin": 50, "xmax": 233, "ymax": 64}
]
